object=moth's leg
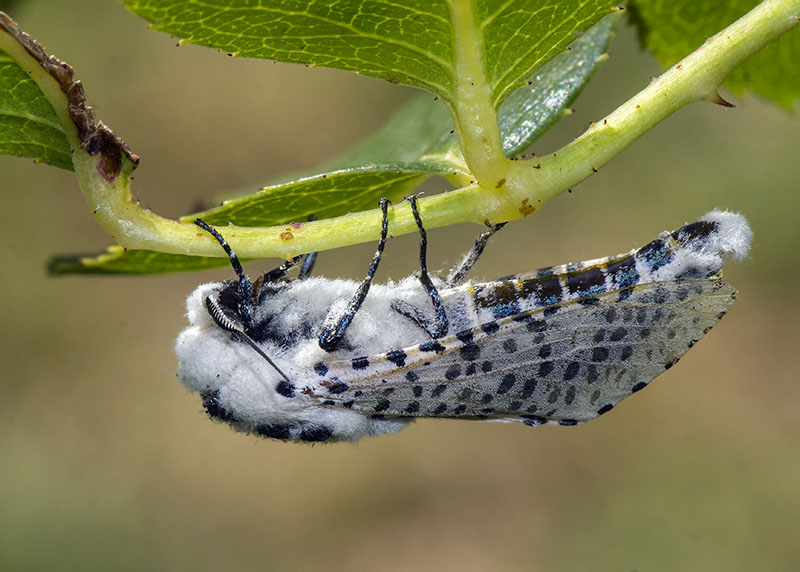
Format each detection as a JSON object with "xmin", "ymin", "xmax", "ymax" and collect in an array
[
  {"xmin": 260, "ymin": 256, "xmax": 302, "ymax": 283},
  {"xmin": 446, "ymin": 221, "xmax": 507, "ymax": 287},
  {"xmin": 252, "ymin": 256, "xmax": 303, "ymax": 306},
  {"xmin": 298, "ymin": 214, "xmax": 318, "ymax": 280},
  {"xmin": 403, "ymin": 195, "xmax": 449, "ymax": 338},
  {"xmin": 298, "ymin": 252, "xmax": 318, "ymax": 280},
  {"xmin": 194, "ymin": 218, "xmax": 256, "ymax": 331},
  {"xmin": 390, "ymin": 299, "xmax": 447, "ymax": 339},
  {"xmin": 317, "ymin": 198, "xmax": 390, "ymax": 352}
]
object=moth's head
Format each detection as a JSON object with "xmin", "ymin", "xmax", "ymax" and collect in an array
[
  {"xmin": 177, "ymin": 281, "xmax": 304, "ymax": 428},
  {"xmin": 177, "ymin": 281, "xmax": 410, "ymax": 442},
  {"xmin": 203, "ymin": 279, "xmax": 248, "ymax": 331}
]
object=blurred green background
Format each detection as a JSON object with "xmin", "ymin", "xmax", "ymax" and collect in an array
[{"xmin": 1, "ymin": 2, "xmax": 798, "ymax": 571}]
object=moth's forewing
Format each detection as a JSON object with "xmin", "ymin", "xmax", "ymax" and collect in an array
[{"xmin": 308, "ymin": 279, "xmax": 735, "ymax": 426}]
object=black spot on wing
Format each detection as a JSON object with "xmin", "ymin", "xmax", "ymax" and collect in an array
[
  {"xmin": 502, "ymin": 339, "xmax": 518, "ymax": 354},
  {"xmin": 327, "ymin": 382, "xmax": 349, "ymax": 394},
  {"xmin": 460, "ymin": 343, "xmax": 481, "ymax": 361},
  {"xmin": 610, "ymin": 327, "xmax": 628, "ymax": 341},
  {"xmin": 445, "ymin": 364, "xmax": 462, "ymax": 380},
  {"xmin": 405, "ymin": 402, "xmax": 420, "ymax": 414},
  {"xmin": 563, "ymin": 361, "xmax": 580, "ymax": 381},
  {"xmin": 497, "ymin": 373, "xmax": 516, "ymax": 394},
  {"xmin": 456, "ymin": 330, "xmax": 473, "ymax": 344},
  {"xmin": 597, "ymin": 404, "xmax": 614, "ymax": 416},
  {"xmin": 419, "ymin": 340, "xmax": 446, "ymax": 353},
  {"xmin": 386, "ymin": 349, "xmax": 407, "ymax": 367},
  {"xmin": 431, "ymin": 384, "xmax": 447, "ymax": 397},
  {"xmin": 521, "ymin": 377, "xmax": 538, "ymax": 398},
  {"xmin": 481, "ymin": 321, "xmax": 500, "ymax": 335}
]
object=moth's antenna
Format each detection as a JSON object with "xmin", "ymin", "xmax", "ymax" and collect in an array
[
  {"xmin": 195, "ymin": 218, "xmax": 256, "ymax": 330},
  {"xmin": 194, "ymin": 218, "xmax": 248, "ymax": 284},
  {"xmin": 203, "ymin": 296, "xmax": 292, "ymax": 383}
]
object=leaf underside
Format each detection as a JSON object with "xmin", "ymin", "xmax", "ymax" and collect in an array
[
  {"xmin": 48, "ymin": 247, "xmax": 231, "ymax": 275},
  {"xmin": 122, "ymin": 0, "xmax": 618, "ymax": 106}
]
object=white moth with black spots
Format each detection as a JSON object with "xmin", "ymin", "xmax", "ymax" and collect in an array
[{"xmin": 176, "ymin": 199, "xmax": 751, "ymax": 443}]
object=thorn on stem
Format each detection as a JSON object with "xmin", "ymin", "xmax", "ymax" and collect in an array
[{"xmin": 707, "ymin": 91, "xmax": 735, "ymax": 108}]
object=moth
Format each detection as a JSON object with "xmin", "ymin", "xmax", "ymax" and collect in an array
[{"xmin": 176, "ymin": 198, "xmax": 751, "ymax": 443}]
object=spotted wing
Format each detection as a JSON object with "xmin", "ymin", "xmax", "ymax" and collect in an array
[{"xmin": 307, "ymin": 278, "xmax": 735, "ymax": 426}]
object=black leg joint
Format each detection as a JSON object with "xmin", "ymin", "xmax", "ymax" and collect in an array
[
  {"xmin": 317, "ymin": 199, "xmax": 391, "ymax": 352},
  {"xmin": 407, "ymin": 196, "xmax": 449, "ymax": 338}
]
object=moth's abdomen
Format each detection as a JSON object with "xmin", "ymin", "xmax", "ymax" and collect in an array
[{"xmin": 472, "ymin": 211, "xmax": 750, "ymax": 322}]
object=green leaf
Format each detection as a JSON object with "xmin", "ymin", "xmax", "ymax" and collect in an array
[
  {"xmin": 122, "ymin": 0, "xmax": 617, "ymax": 105},
  {"xmin": 49, "ymin": 247, "xmax": 230, "ymax": 275},
  {"xmin": 331, "ymin": 12, "xmax": 618, "ymax": 169},
  {"xmin": 629, "ymin": 0, "xmax": 800, "ymax": 108},
  {"xmin": 326, "ymin": 96, "xmax": 460, "ymax": 170},
  {"xmin": 0, "ymin": 49, "xmax": 72, "ymax": 169},
  {"xmin": 185, "ymin": 164, "xmax": 456, "ymax": 226},
  {"xmin": 479, "ymin": 1, "xmax": 619, "ymax": 107},
  {"xmin": 123, "ymin": 0, "xmax": 454, "ymax": 98},
  {"xmin": 496, "ymin": 12, "xmax": 618, "ymax": 156}
]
